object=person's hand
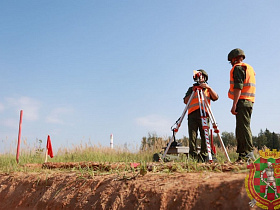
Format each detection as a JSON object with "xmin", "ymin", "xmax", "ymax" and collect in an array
[
  {"xmin": 199, "ymin": 83, "xmax": 209, "ymax": 89},
  {"xmin": 231, "ymin": 104, "xmax": 237, "ymax": 115}
]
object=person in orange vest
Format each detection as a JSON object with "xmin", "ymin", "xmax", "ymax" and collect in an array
[
  {"xmin": 228, "ymin": 48, "xmax": 256, "ymax": 162},
  {"xmin": 183, "ymin": 69, "xmax": 219, "ymax": 162}
]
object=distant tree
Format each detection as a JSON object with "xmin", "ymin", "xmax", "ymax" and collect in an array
[
  {"xmin": 214, "ymin": 131, "xmax": 236, "ymax": 148},
  {"xmin": 264, "ymin": 129, "xmax": 273, "ymax": 149},
  {"xmin": 252, "ymin": 135, "xmax": 259, "ymax": 148},
  {"xmin": 253, "ymin": 129, "xmax": 280, "ymax": 150},
  {"xmin": 140, "ymin": 133, "xmax": 167, "ymax": 152},
  {"xmin": 140, "ymin": 137, "xmax": 147, "ymax": 151},
  {"xmin": 140, "ymin": 129, "xmax": 280, "ymax": 153},
  {"xmin": 253, "ymin": 129, "xmax": 267, "ymax": 150},
  {"xmin": 181, "ymin": 135, "xmax": 189, "ymax": 147},
  {"xmin": 272, "ymin": 132, "xmax": 280, "ymax": 150}
]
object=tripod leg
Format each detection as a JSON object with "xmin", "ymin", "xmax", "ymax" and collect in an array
[
  {"xmin": 162, "ymin": 91, "xmax": 196, "ymax": 161},
  {"xmin": 216, "ymin": 132, "xmax": 231, "ymax": 162},
  {"xmin": 201, "ymin": 91, "xmax": 231, "ymax": 162},
  {"xmin": 210, "ymin": 129, "xmax": 216, "ymax": 154},
  {"xmin": 197, "ymin": 89, "xmax": 212, "ymax": 162},
  {"xmin": 201, "ymin": 116, "xmax": 212, "ymax": 161}
]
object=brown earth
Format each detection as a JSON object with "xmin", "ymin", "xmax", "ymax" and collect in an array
[{"xmin": 0, "ymin": 162, "xmax": 262, "ymax": 210}]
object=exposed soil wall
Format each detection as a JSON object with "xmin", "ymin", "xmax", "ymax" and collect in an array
[{"xmin": 0, "ymin": 169, "xmax": 261, "ymax": 210}]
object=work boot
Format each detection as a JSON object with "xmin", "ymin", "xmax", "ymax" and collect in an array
[{"xmin": 235, "ymin": 153, "xmax": 246, "ymax": 163}]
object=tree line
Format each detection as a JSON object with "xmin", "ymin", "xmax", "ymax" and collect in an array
[{"xmin": 140, "ymin": 129, "xmax": 280, "ymax": 152}]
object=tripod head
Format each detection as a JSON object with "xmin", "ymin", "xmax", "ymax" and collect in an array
[{"xmin": 193, "ymin": 70, "xmax": 203, "ymax": 83}]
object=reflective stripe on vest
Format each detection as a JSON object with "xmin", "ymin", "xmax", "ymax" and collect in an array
[
  {"xmin": 228, "ymin": 63, "xmax": 256, "ymax": 102},
  {"xmin": 188, "ymin": 90, "xmax": 211, "ymax": 114}
]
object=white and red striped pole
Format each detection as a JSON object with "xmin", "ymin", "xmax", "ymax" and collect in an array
[
  {"xmin": 110, "ymin": 134, "xmax": 113, "ymax": 149},
  {"xmin": 16, "ymin": 110, "xmax": 23, "ymax": 163}
]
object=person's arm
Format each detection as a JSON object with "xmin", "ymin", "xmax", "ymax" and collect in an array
[
  {"xmin": 231, "ymin": 89, "xmax": 241, "ymax": 115},
  {"xmin": 199, "ymin": 83, "xmax": 219, "ymax": 101},
  {"xmin": 230, "ymin": 66, "xmax": 246, "ymax": 115},
  {"xmin": 183, "ymin": 87, "xmax": 193, "ymax": 104},
  {"xmin": 184, "ymin": 95, "xmax": 191, "ymax": 104}
]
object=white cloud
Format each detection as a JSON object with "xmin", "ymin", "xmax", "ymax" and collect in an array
[
  {"xmin": 1, "ymin": 118, "xmax": 18, "ymax": 129},
  {"xmin": 0, "ymin": 103, "xmax": 4, "ymax": 112},
  {"xmin": 46, "ymin": 107, "xmax": 73, "ymax": 124},
  {"xmin": 6, "ymin": 96, "xmax": 40, "ymax": 121},
  {"xmin": 135, "ymin": 114, "xmax": 171, "ymax": 133}
]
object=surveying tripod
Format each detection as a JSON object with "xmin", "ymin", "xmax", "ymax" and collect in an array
[{"xmin": 162, "ymin": 85, "xmax": 231, "ymax": 162}]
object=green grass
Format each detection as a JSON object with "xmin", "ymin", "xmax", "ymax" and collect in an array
[
  {"xmin": 54, "ymin": 145, "xmax": 154, "ymax": 163},
  {"xmin": 0, "ymin": 141, "xmax": 258, "ymax": 174},
  {"xmin": 0, "ymin": 143, "xmax": 154, "ymax": 173}
]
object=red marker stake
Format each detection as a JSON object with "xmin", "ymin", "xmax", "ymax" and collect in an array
[{"xmin": 16, "ymin": 110, "xmax": 23, "ymax": 164}]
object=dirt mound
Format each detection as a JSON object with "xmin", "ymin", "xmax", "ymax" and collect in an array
[{"xmin": 0, "ymin": 163, "xmax": 261, "ymax": 209}]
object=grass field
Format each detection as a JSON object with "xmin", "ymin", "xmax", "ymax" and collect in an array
[{"xmin": 0, "ymin": 137, "xmax": 260, "ymax": 174}]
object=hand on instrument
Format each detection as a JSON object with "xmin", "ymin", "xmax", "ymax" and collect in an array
[{"xmin": 199, "ymin": 83, "xmax": 210, "ymax": 89}]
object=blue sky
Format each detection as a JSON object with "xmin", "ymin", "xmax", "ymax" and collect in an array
[{"xmin": 1, "ymin": 1, "xmax": 280, "ymax": 153}]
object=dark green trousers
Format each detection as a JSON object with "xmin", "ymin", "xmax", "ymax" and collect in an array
[
  {"xmin": 235, "ymin": 106, "xmax": 253, "ymax": 154},
  {"xmin": 188, "ymin": 113, "xmax": 209, "ymax": 157}
]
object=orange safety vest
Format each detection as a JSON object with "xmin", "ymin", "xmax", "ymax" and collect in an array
[
  {"xmin": 228, "ymin": 62, "xmax": 256, "ymax": 102},
  {"xmin": 188, "ymin": 89, "xmax": 211, "ymax": 114}
]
